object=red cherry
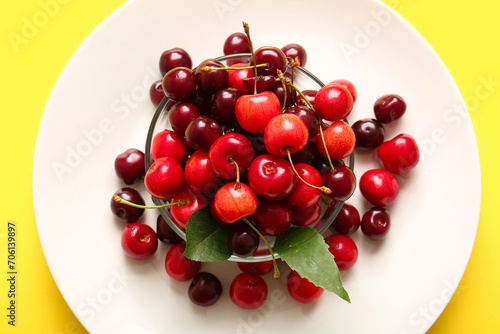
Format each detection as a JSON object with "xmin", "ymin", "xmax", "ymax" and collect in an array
[
  {"xmin": 223, "ymin": 32, "xmax": 250, "ymax": 55},
  {"xmin": 213, "ymin": 182, "xmax": 258, "ymax": 224},
  {"xmin": 374, "ymin": 94, "xmax": 407, "ymax": 123},
  {"xmin": 252, "ymin": 199, "xmax": 292, "ymax": 236},
  {"xmin": 331, "ymin": 203, "xmax": 361, "ymax": 235},
  {"xmin": 264, "ymin": 113, "xmax": 309, "ymax": 157},
  {"xmin": 208, "ymin": 133, "xmax": 255, "ymax": 180},
  {"xmin": 194, "ymin": 59, "xmax": 229, "ymax": 95},
  {"xmin": 151, "ymin": 130, "xmax": 189, "ymax": 164},
  {"xmin": 184, "ymin": 116, "xmax": 223, "ymax": 151},
  {"xmin": 284, "ymin": 163, "xmax": 322, "ymax": 210},
  {"xmin": 168, "ymin": 102, "xmax": 201, "ymax": 137},
  {"xmin": 377, "ymin": 133, "xmax": 420, "ymax": 174},
  {"xmin": 149, "ymin": 80, "xmax": 165, "ymax": 107},
  {"xmin": 321, "ymin": 164, "xmax": 356, "ymax": 202},
  {"xmin": 188, "ymin": 272, "xmax": 223, "ymax": 307},
  {"xmin": 235, "ymin": 91, "xmax": 281, "ymax": 134},
  {"xmin": 251, "ymin": 46, "xmax": 287, "ymax": 77},
  {"xmin": 284, "ymin": 105, "xmax": 320, "ymax": 139},
  {"xmin": 165, "ymin": 243, "xmax": 201, "ymax": 281},
  {"xmin": 159, "ymin": 47, "xmax": 192, "ymax": 76},
  {"xmin": 230, "ymin": 273, "xmax": 268, "ymax": 309},
  {"xmin": 162, "ymin": 67, "xmax": 196, "ymax": 102},
  {"xmin": 184, "ymin": 150, "xmax": 223, "ymax": 198},
  {"xmin": 247, "ymin": 154, "xmax": 297, "ymax": 201},
  {"xmin": 281, "ymin": 43, "xmax": 308, "ymax": 66},
  {"xmin": 144, "ymin": 157, "xmax": 184, "ymax": 200},
  {"xmin": 228, "ymin": 63, "xmax": 254, "ymax": 95},
  {"xmin": 121, "ymin": 222, "xmax": 158, "ymax": 260},
  {"xmin": 313, "ymin": 83, "xmax": 354, "ymax": 121},
  {"xmin": 359, "ymin": 169, "xmax": 399, "ymax": 207},
  {"xmin": 314, "ymin": 121, "xmax": 356, "ymax": 161},
  {"xmin": 287, "ymin": 270, "xmax": 324, "ymax": 304},
  {"xmin": 242, "ymin": 75, "xmax": 276, "ymax": 93},
  {"xmin": 327, "ymin": 79, "xmax": 357, "ymax": 103},
  {"xmin": 361, "ymin": 207, "xmax": 391, "ymax": 240},
  {"xmin": 114, "ymin": 148, "xmax": 145, "ymax": 185},
  {"xmin": 325, "ymin": 234, "xmax": 358, "ymax": 270},
  {"xmin": 291, "ymin": 201, "xmax": 321, "ymax": 227},
  {"xmin": 170, "ymin": 185, "xmax": 209, "ymax": 230}
]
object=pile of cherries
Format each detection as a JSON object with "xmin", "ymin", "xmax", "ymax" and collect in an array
[{"xmin": 111, "ymin": 23, "xmax": 420, "ymax": 309}]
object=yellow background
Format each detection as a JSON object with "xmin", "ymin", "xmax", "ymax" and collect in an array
[{"xmin": 1, "ymin": 0, "xmax": 499, "ymax": 333}]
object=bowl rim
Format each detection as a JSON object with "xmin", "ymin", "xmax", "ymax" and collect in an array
[{"xmin": 144, "ymin": 53, "xmax": 354, "ymax": 263}]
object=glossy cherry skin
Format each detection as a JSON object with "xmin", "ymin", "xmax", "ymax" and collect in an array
[
  {"xmin": 213, "ymin": 182, "xmax": 258, "ymax": 224},
  {"xmin": 281, "ymin": 43, "xmax": 307, "ymax": 66},
  {"xmin": 321, "ymin": 165, "xmax": 356, "ymax": 202},
  {"xmin": 284, "ymin": 105, "xmax": 320, "ymax": 139},
  {"xmin": 144, "ymin": 157, "xmax": 184, "ymax": 200},
  {"xmin": 121, "ymin": 222, "xmax": 158, "ymax": 260},
  {"xmin": 237, "ymin": 249, "xmax": 274, "ymax": 276},
  {"xmin": 324, "ymin": 234, "xmax": 358, "ymax": 270},
  {"xmin": 184, "ymin": 116, "xmax": 223, "ymax": 151},
  {"xmin": 149, "ymin": 80, "xmax": 165, "ymax": 107},
  {"xmin": 114, "ymin": 148, "xmax": 145, "ymax": 185},
  {"xmin": 352, "ymin": 118, "xmax": 385, "ymax": 150},
  {"xmin": 223, "ymin": 32, "xmax": 250, "ymax": 55},
  {"xmin": 162, "ymin": 67, "xmax": 196, "ymax": 102},
  {"xmin": 195, "ymin": 59, "xmax": 229, "ymax": 95},
  {"xmin": 359, "ymin": 169, "xmax": 399, "ymax": 207},
  {"xmin": 227, "ymin": 220, "xmax": 259, "ymax": 257},
  {"xmin": 296, "ymin": 89, "xmax": 317, "ymax": 106},
  {"xmin": 291, "ymin": 201, "xmax": 321, "ymax": 227},
  {"xmin": 287, "ymin": 270, "xmax": 324, "ymax": 304},
  {"xmin": 159, "ymin": 47, "xmax": 192, "ymax": 76},
  {"xmin": 327, "ymin": 79, "xmax": 357, "ymax": 103},
  {"xmin": 377, "ymin": 133, "xmax": 420, "ymax": 174},
  {"xmin": 165, "ymin": 243, "xmax": 201, "ymax": 281},
  {"xmin": 211, "ymin": 87, "xmax": 242, "ymax": 123},
  {"xmin": 264, "ymin": 113, "xmax": 309, "ymax": 157},
  {"xmin": 227, "ymin": 64, "xmax": 254, "ymax": 95},
  {"xmin": 313, "ymin": 83, "xmax": 354, "ymax": 121},
  {"xmin": 170, "ymin": 185, "xmax": 209, "ymax": 230},
  {"xmin": 188, "ymin": 272, "xmax": 223, "ymax": 307},
  {"xmin": 168, "ymin": 102, "xmax": 201, "ymax": 137},
  {"xmin": 235, "ymin": 91, "xmax": 281, "ymax": 134},
  {"xmin": 208, "ymin": 133, "xmax": 255, "ymax": 180},
  {"xmin": 248, "ymin": 154, "xmax": 296, "ymax": 200},
  {"xmin": 151, "ymin": 129, "xmax": 189, "ymax": 164},
  {"xmin": 230, "ymin": 273, "xmax": 268, "ymax": 309},
  {"xmin": 111, "ymin": 188, "xmax": 145, "ymax": 223},
  {"xmin": 242, "ymin": 75, "xmax": 276, "ymax": 93},
  {"xmin": 156, "ymin": 215, "xmax": 183, "ymax": 244},
  {"xmin": 252, "ymin": 46, "xmax": 287, "ymax": 77},
  {"xmin": 361, "ymin": 207, "xmax": 390, "ymax": 240},
  {"xmin": 331, "ymin": 203, "xmax": 360, "ymax": 235},
  {"xmin": 315, "ymin": 121, "xmax": 356, "ymax": 161},
  {"xmin": 253, "ymin": 199, "xmax": 292, "ymax": 236},
  {"xmin": 374, "ymin": 94, "xmax": 407, "ymax": 123},
  {"xmin": 284, "ymin": 163, "xmax": 322, "ymax": 210},
  {"xmin": 184, "ymin": 150, "xmax": 223, "ymax": 198}
]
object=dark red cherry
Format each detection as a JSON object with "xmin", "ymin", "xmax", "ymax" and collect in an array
[
  {"xmin": 374, "ymin": 94, "xmax": 407, "ymax": 123},
  {"xmin": 195, "ymin": 59, "xmax": 229, "ymax": 95},
  {"xmin": 111, "ymin": 188, "xmax": 145, "ymax": 223},
  {"xmin": 188, "ymin": 272, "xmax": 223, "ymax": 307},
  {"xmin": 227, "ymin": 220, "xmax": 259, "ymax": 257},
  {"xmin": 211, "ymin": 88, "xmax": 242, "ymax": 124},
  {"xmin": 162, "ymin": 67, "xmax": 196, "ymax": 102},
  {"xmin": 361, "ymin": 207, "xmax": 390, "ymax": 240},
  {"xmin": 252, "ymin": 46, "xmax": 287, "ymax": 77},
  {"xmin": 322, "ymin": 165, "xmax": 356, "ymax": 202},
  {"xmin": 253, "ymin": 198, "xmax": 292, "ymax": 236},
  {"xmin": 223, "ymin": 32, "xmax": 251, "ymax": 55},
  {"xmin": 169, "ymin": 102, "xmax": 201, "ymax": 137},
  {"xmin": 352, "ymin": 118, "xmax": 385, "ymax": 150},
  {"xmin": 159, "ymin": 47, "xmax": 192, "ymax": 76},
  {"xmin": 156, "ymin": 215, "xmax": 183, "ymax": 244},
  {"xmin": 114, "ymin": 148, "xmax": 145, "ymax": 185},
  {"xmin": 281, "ymin": 43, "xmax": 307, "ymax": 66},
  {"xmin": 149, "ymin": 80, "xmax": 165, "ymax": 107},
  {"xmin": 331, "ymin": 203, "xmax": 360, "ymax": 235},
  {"xmin": 284, "ymin": 105, "xmax": 320, "ymax": 139},
  {"xmin": 184, "ymin": 116, "xmax": 223, "ymax": 151}
]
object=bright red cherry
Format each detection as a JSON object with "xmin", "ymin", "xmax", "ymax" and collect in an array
[
  {"xmin": 121, "ymin": 222, "xmax": 158, "ymax": 260},
  {"xmin": 359, "ymin": 169, "xmax": 399, "ymax": 207},
  {"xmin": 208, "ymin": 133, "xmax": 255, "ymax": 180},
  {"xmin": 361, "ymin": 207, "xmax": 391, "ymax": 240},
  {"xmin": 252, "ymin": 199, "xmax": 292, "ymax": 236},
  {"xmin": 377, "ymin": 133, "xmax": 420, "ymax": 174},
  {"xmin": 165, "ymin": 243, "xmax": 201, "ymax": 281},
  {"xmin": 287, "ymin": 270, "xmax": 324, "ymax": 304},
  {"xmin": 170, "ymin": 185, "xmax": 209, "ymax": 230},
  {"xmin": 235, "ymin": 91, "xmax": 281, "ymax": 134},
  {"xmin": 213, "ymin": 182, "xmax": 258, "ymax": 224},
  {"xmin": 247, "ymin": 154, "xmax": 297, "ymax": 200},
  {"xmin": 184, "ymin": 150, "xmax": 223, "ymax": 198},
  {"xmin": 327, "ymin": 79, "xmax": 357, "ymax": 103},
  {"xmin": 114, "ymin": 148, "xmax": 145, "ymax": 185},
  {"xmin": 313, "ymin": 83, "xmax": 354, "ymax": 121},
  {"xmin": 284, "ymin": 163, "xmax": 322, "ymax": 210},
  {"xmin": 144, "ymin": 157, "xmax": 184, "ymax": 200},
  {"xmin": 151, "ymin": 129, "xmax": 189, "ymax": 164},
  {"xmin": 315, "ymin": 121, "xmax": 356, "ymax": 161},
  {"xmin": 374, "ymin": 94, "xmax": 407, "ymax": 123},
  {"xmin": 264, "ymin": 113, "xmax": 309, "ymax": 157},
  {"xmin": 325, "ymin": 234, "xmax": 358, "ymax": 270},
  {"xmin": 227, "ymin": 63, "xmax": 254, "ymax": 95},
  {"xmin": 230, "ymin": 273, "xmax": 268, "ymax": 309}
]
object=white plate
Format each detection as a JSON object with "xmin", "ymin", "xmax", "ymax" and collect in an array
[{"xmin": 33, "ymin": 0, "xmax": 481, "ymax": 333}]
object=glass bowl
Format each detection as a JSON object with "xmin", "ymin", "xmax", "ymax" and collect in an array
[{"xmin": 144, "ymin": 53, "xmax": 354, "ymax": 263}]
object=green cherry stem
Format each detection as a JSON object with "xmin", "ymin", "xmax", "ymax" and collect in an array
[
  {"xmin": 113, "ymin": 195, "xmax": 188, "ymax": 209},
  {"xmin": 241, "ymin": 216, "xmax": 280, "ymax": 279},
  {"xmin": 286, "ymin": 148, "xmax": 332, "ymax": 195},
  {"xmin": 228, "ymin": 156, "xmax": 241, "ymax": 190},
  {"xmin": 200, "ymin": 63, "xmax": 268, "ymax": 72}
]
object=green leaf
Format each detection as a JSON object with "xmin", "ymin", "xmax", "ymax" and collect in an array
[
  {"xmin": 183, "ymin": 206, "xmax": 232, "ymax": 262},
  {"xmin": 273, "ymin": 226, "xmax": 350, "ymax": 302}
]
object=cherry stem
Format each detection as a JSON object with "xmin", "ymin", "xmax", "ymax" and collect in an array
[
  {"xmin": 277, "ymin": 70, "xmax": 287, "ymax": 112},
  {"xmin": 241, "ymin": 217, "xmax": 280, "ymax": 279},
  {"xmin": 286, "ymin": 148, "xmax": 332, "ymax": 195},
  {"xmin": 113, "ymin": 195, "xmax": 188, "ymax": 209},
  {"xmin": 228, "ymin": 156, "xmax": 241, "ymax": 190},
  {"xmin": 243, "ymin": 21, "xmax": 258, "ymax": 94},
  {"xmin": 200, "ymin": 63, "xmax": 267, "ymax": 72},
  {"xmin": 284, "ymin": 79, "xmax": 336, "ymax": 172}
]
